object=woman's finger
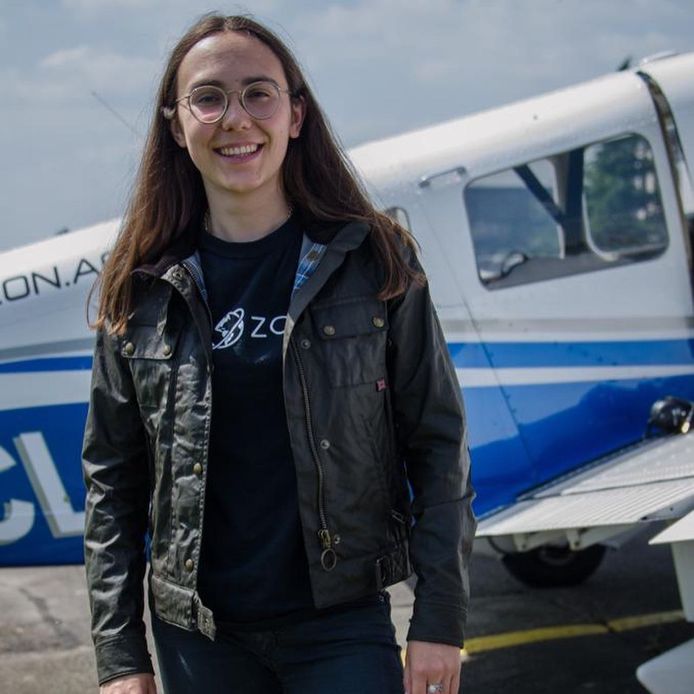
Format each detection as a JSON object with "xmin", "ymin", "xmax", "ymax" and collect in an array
[{"xmin": 451, "ymin": 670, "xmax": 461, "ymax": 694}]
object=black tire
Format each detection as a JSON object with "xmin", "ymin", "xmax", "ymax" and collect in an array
[{"xmin": 501, "ymin": 543, "xmax": 607, "ymax": 588}]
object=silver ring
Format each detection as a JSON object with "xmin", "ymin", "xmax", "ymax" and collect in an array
[{"xmin": 427, "ymin": 684, "xmax": 445, "ymax": 694}]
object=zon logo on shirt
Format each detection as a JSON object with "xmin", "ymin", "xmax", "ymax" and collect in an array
[{"xmin": 212, "ymin": 307, "xmax": 287, "ymax": 350}]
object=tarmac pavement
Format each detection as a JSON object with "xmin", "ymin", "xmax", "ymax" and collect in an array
[{"xmin": 0, "ymin": 533, "xmax": 692, "ymax": 693}]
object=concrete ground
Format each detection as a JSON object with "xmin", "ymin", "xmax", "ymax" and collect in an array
[{"xmin": 0, "ymin": 534, "xmax": 692, "ymax": 692}]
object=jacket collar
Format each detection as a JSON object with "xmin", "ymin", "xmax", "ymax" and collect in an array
[
  {"xmin": 132, "ymin": 217, "xmax": 369, "ymax": 280},
  {"xmin": 178, "ymin": 219, "xmax": 370, "ymax": 305}
]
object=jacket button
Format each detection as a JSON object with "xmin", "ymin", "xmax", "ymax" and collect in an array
[
  {"xmin": 322, "ymin": 325, "xmax": 336, "ymax": 336},
  {"xmin": 193, "ymin": 463, "xmax": 202, "ymax": 476},
  {"xmin": 163, "ymin": 344, "xmax": 171, "ymax": 357},
  {"xmin": 124, "ymin": 342, "xmax": 135, "ymax": 356},
  {"xmin": 185, "ymin": 558, "xmax": 194, "ymax": 571},
  {"xmin": 320, "ymin": 438, "xmax": 330, "ymax": 450},
  {"xmin": 300, "ymin": 338, "xmax": 311, "ymax": 349},
  {"xmin": 372, "ymin": 316, "xmax": 385, "ymax": 328}
]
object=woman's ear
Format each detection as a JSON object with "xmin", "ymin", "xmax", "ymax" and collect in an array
[
  {"xmin": 170, "ymin": 117, "xmax": 187, "ymax": 149},
  {"xmin": 289, "ymin": 96, "xmax": 306, "ymax": 139}
]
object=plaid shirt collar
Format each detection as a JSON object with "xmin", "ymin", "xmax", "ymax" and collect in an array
[{"xmin": 174, "ymin": 234, "xmax": 327, "ymax": 306}]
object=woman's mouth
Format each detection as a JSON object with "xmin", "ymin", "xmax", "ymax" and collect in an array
[{"xmin": 215, "ymin": 143, "xmax": 263, "ymax": 162}]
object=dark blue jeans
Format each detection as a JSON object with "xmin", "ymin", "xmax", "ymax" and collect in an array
[{"xmin": 151, "ymin": 593, "xmax": 405, "ymax": 694}]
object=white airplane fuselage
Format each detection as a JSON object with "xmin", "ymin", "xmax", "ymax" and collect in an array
[{"xmin": 1, "ymin": 53, "xmax": 694, "ymax": 574}]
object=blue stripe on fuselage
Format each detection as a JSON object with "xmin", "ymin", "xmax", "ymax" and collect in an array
[
  {"xmin": 0, "ymin": 356, "xmax": 93, "ymax": 373},
  {"xmin": 1, "ymin": 338, "xmax": 692, "ymax": 373},
  {"xmin": 448, "ymin": 338, "xmax": 694, "ymax": 368},
  {"xmin": 1, "ymin": 340, "xmax": 694, "ymax": 563}
]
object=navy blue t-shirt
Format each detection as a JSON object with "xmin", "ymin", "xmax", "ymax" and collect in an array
[{"xmin": 196, "ymin": 216, "xmax": 316, "ymax": 623}]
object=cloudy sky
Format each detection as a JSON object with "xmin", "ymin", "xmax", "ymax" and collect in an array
[{"xmin": 1, "ymin": 0, "xmax": 692, "ymax": 251}]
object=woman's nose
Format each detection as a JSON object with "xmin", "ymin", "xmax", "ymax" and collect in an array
[{"xmin": 221, "ymin": 95, "xmax": 251, "ymax": 130}]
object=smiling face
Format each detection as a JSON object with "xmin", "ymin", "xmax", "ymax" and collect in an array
[{"xmin": 169, "ymin": 31, "xmax": 305, "ymax": 210}]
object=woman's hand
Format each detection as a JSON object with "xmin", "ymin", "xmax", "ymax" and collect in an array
[
  {"xmin": 100, "ymin": 673, "xmax": 157, "ymax": 694},
  {"xmin": 404, "ymin": 640, "xmax": 462, "ymax": 694}
]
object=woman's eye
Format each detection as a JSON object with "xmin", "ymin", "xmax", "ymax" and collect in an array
[
  {"xmin": 246, "ymin": 87, "xmax": 273, "ymax": 101},
  {"xmin": 193, "ymin": 90, "xmax": 223, "ymax": 106}
]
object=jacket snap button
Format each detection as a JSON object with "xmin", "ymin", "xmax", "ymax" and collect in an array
[
  {"xmin": 323, "ymin": 325, "xmax": 336, "ymax": 336},
  {"xmin": 185, "ymin": 558, "xmax": 194, "ymax": 571},
  {"xmin": 300, "ymin": 338, "xmax": 311, "ymax": 349},
  {"xmin": 163, "ymin": 344, "xmax": 171, "ymax": 357},
  {"xmin": 124, "ymin": 342, "xmax": 135, "ymax": 356},
  {"xmin": 372, "ymin": 316, "xmax": 385, "ymax": 328},
  {"xmin": 320, "ymin": 439, "xmax": 330, "ymax": 450},
  {"xmin": 193, "ymin": 463, "xmax": 202, "ymax": 476}
]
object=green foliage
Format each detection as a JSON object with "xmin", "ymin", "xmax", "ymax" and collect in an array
[{"xmin": 584, "ymin": 135, "xmax": 667, "ymax": 254}]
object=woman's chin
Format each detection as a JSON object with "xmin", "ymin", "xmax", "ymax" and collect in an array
[{"xmin": 206, "ymin": 172, "xmax": 282, "ymax": 200}]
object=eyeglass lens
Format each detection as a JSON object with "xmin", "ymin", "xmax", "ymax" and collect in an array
[{"xmin": 189, "ymin": 82, "xmax": 281, "ymax": 123}]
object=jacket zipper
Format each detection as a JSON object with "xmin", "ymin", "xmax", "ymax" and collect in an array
[
  {"xmin": 180, "ymin": 263, "xmax": 339, "ymax": 572},
  {"xmin": 289, "ymin": 336, "xmax": 337, "ymax": 571},
  {"xmin": 165, "ymin": 259, "xmax": 337, "ymax": 571}
]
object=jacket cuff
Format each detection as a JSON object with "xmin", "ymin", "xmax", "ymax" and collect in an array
[
  {"xmin": 406, "ymin": 601, "xmax": 467, "ymax": 648},
  {"xmin": 95, "ymin": 633, "xmax": 154, "ymax": 686}
]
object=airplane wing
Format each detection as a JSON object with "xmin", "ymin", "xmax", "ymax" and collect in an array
[
  {"xmin": 636, "ymin": 477, "xmax": 694, "ymax": 693},
  {"xmin": 476, "ymin": 432, "xmax": 694, "ymax": 552}
]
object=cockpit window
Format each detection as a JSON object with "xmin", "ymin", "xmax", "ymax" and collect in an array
[{"xmin": 464, "ymin": 133, "xmax": 668, "ymax": 289}]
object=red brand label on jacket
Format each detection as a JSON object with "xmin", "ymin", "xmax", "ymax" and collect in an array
[{"xmin": 376, "ymin": 378, "xmax": 387, "ymax": 391}]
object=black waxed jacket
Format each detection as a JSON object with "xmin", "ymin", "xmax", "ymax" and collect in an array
[{"xmin": 82, "ymin": 219, "xmax": 476, "ymax": 686}]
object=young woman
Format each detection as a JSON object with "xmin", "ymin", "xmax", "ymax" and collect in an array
[{"xmin": 82, "ymin": 13, "xmax": 475, "ymax": 694}]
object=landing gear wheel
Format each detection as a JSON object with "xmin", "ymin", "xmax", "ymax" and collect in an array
[{"xmin": 501, "ymin": 544, "xmax": 607, "ymax": 587}]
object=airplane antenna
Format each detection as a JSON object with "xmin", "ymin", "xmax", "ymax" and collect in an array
[{"xmin": 90, "ymin": 90, "xmax": 141, "ymax": 138}]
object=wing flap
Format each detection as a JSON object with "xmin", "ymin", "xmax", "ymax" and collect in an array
[{"xmin": 477, "ymin": 434, "xmax": 694, "ymax": 548}]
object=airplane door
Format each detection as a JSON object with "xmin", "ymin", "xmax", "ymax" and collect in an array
[
  {"xmin": 420, "ymin": 122, "xmax": 694, "ymax": 506},
  {"xmin": 405, "ymin": 178, "xmax": 534, "ymax": 516}
]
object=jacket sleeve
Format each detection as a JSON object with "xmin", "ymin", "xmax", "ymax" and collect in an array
[
  {"xmin": 82, "ymin": 327, "xmax": 154, "ymax": 685},
  {"xmin": 386, "ymin": 244, "xmax": 477, "ymax": 648}
]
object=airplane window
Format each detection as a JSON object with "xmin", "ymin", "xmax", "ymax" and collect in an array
[
  {"xmin": 464, "ymin": 133, "xmax": 668, "ymax": 289},
  {"xmin": 584, "ymin": 134, "xmax": 668, "ymax": 259},
  {"xmin": 464, "ymin": 161, "xmax": 561, "ymax": 283}
]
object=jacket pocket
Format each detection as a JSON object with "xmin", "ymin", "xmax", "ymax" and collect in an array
[
  {"xmin": 121, "ymin": 324, "xmax": 180, "ymax": 410},
  {"xmin": 311, "ymin": 296, "xmax": 388, "ymax": 387}
]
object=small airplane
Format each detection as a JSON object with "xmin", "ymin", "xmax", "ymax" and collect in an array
[{"xmin": 1, "ymin": 50, "xmax": 693, "ymax": 692}]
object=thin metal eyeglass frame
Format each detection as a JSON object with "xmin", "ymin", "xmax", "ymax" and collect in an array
[{"xmin": 165, "ymin": 81, "xmax": 293, "ymax": 124}]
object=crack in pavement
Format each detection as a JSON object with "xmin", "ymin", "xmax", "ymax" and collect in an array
[{"xmin": 17, "ymin": 586, "xmax": 81, "ymax": 650}]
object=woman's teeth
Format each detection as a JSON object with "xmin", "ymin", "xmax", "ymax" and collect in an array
[{"xmin": 217, "ymin": 144, "xmax": 260, "ymax": 156}]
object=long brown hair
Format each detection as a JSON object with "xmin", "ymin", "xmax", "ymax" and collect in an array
[{"xmin": 92, "ymin": 13, "xmax": 424, "ymax": 334}]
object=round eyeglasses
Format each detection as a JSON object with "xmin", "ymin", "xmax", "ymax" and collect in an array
[{"xmin": 163, "ymin": 80, "xmax": 293, "ymax": 124}]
